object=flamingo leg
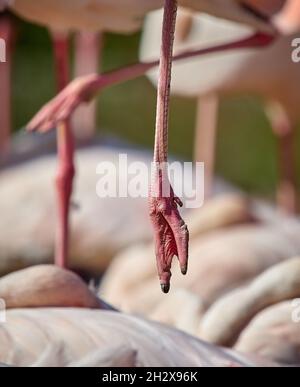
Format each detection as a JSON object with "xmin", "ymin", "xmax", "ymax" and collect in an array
[
  {"xmin": 28, "ymin": 31, "xmax": 276, "ymax": 134},
  {"xmin": 73, "ymin": 31, "xmax": 102, "ymax": 140},
  {"xmin": 194, "ymin": 95, "xmax": 219, "ymax": 199},
  {"xmin": 149, "ymin": 0, "xmax": 189, "ymax": 293},
  {"xmin": 277, "ymin": 128, "xmax": 297, "ymax": 214},
  {"xmin": 0, "ymin": 13, "xmax": 15, "ymax": 157},
  {"xmin": 51, "ymin": 31, "xmax": 75, "ymax": 268},
  {"xmin": 267, "ymin": 103, "xmax": 298, "ymax": 213},
  {"xmin": 175, "ymin": 12, "xmax": 219, "ymax": 199}
]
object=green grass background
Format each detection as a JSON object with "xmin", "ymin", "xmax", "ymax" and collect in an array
[{"xmin": 11, "ymin": 20, "xmax": 300, "ymax": 199}]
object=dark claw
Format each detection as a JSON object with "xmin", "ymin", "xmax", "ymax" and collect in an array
[
  {"xmin": 161, "ymin": 283, "xmax": 170, "ymax": 294},
  {"xmin": 181, "ymin": 264, "xmax": 188, "ymax": 275},
  {"xmin": 149, "ymin": 187, "xmax": 189, "ymax": 293}
]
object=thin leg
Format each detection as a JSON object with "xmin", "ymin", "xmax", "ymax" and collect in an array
[
  {"xmin": 149, "ymin": 0, "xmax": 189, "ymax": 293},
  {"xmin": 276, "ymin": 129, "xmax": 297, "ymax": 214},
  {"xmin": 55, "ymin": 121, "xmax": 75, "ymax": 267},
  {"xmin": 174, "ymin": 8, "xmax": 193, "ymax": 42},
  {"xmin": 73, "ymin": 31, "xmax": 102, "ymax": 140},
  {"xmin": 194, "ymin": 95, "xmax": 219, "ymax": 199},
  {"xmin": 51, "ymin": 31, "xmax": 75, "ymax": 268},
  {"xmin": 0, "ymin": 13, "xmax": 15, "ymax": 157},
  {"xmin": 266, "ymin": 102, "xmax": 298, "ymax": 214},
  {"xmin": 28, "ymin": 31, "xmax": 276, "ymax": 133},
  {"xmin": 176, "ymin": 10, "xmax": 219, "ymax": 199}
]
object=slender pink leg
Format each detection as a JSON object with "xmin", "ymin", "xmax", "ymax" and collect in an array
[
  {"xmin": 174, "ymin": 10, "xmax": 219, "ymax": 199},
  {"xmin": 73, "ymin": 31, "xmax": 102, "ymax": 140},
  {"xmin": 28, "ymin": 31, "xmax": 276, "ymax": 133},
  {"xmin": 277, "ymin": 129, "xmax": 297, "ymax": 214},
  {"xmin": 267, "ymin": 103, "xmax": 298, "ymax": 214},
  {"xmin": 149, "ymin": 0, "xmax": 189, "ymax": 293},
  {"xmin": 174, "ymin": 8, "xmax": 193, "ymax": 42},
  {"xmin": 194, "ymin": 95, "xmax": 219, "ymax": 199},
  {"xmin": 51, "ymin": 31, "xmax": 75, "ymax": 268},
  {"xmin": 0, "ymin": 13, "xmax": 15, "ymax": 156}
]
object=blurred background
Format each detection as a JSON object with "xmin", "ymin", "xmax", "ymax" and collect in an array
[
  {"xmin": 13, "ymin": 19, "xmax": 300, "ymax": 199},
  {"xmin": 1, "ymin": 1, "xmax": 300, "ymax": 368}
]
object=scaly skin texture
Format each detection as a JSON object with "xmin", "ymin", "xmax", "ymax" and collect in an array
[
  {"xmin": 149, "ymin": 0, "xmax": 189, "ymax": 293},
  {"xmin": 149, "ymin": 180, "xmax": 189, "ymax": 293},
  {"xmin": 25, "ymin": 18, "xmax": 274, "ymax": 291}
]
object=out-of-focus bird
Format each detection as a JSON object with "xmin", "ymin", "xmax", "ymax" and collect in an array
[
  {"xmin": 6, "ymin": 0, "xmax": 280, "ymax": 33},
  {"xmin": 2, "ymin": 307, "xmax": 280, "ymax": 367},
  {"xmin": 0, "ymin": 0, "xmax": 285, "ymax": 146},
  {"xmin": 199, "ymin": 257, "xmax": 300, "ymax": 347},
  {"xmin": 2, "ymin": 0, "xmax": 280, "ymax": 287},
  {"xmin": 100, "ymin": 212, "xmax": 300, "ymax": 313},
  {"xmin": 234, "ymin": 301, "xmax": 300, "ymax": 366},
  {"xmin": 72, "ymin": 31, "xmax": 101, "ymax": 140},
  {"xmin": 141, "ymin": 0, "xmax": 300, "ymax": 213},
  {"xmin": 0, "ymin": 265, "xmax": 278, "ymax": 367}
]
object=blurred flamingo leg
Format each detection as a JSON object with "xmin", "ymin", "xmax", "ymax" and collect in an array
[
  {"xmin": 73, "ymin": 31, "xmax": 102, "ymax": 140},
  {"xmin": 0, "ymin": 13, "xmax": 15, "ymax": 157},
  {"xmin": 51, "ymin": 31, "xmax": 75, "ymax": 268},
  {"xmin": 194, "ymin": 95, "xmax": 219, "ymax": 199},
  {"xmin": 27, "ymin": 31, "xmax": 276, "ymax": 134},
  {"xmin": 266, "ymin": 102, "xmax": 298, "ymax": 214}
]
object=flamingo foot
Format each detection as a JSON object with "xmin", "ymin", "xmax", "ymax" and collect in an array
[
  {"xmin": 149, "ymin": 184, "xmax": 189, "ymax": 293},
  {"xmin": 27, "ymin": 74, "xmax": 100, "ymax": 133}
]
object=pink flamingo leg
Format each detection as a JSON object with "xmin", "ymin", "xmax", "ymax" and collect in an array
[
  {"xmin": 149, "ymin": 0, "xmax": 189, "ymax": 293},
  {"xmin": 267, "ymin": 103, "xmax": 298, "ymax": 213},
  {"xmin": 277, "ymin": 129, "xmax": 297, "ymax": 214},
  {"xmin": 73, "ymin": 31, "xmax": 102, "ymax": 140},
  {"xmin": 0, "ymin": 13, "xmax": 15, "ymax": 156},
  {"xmin": 27, "ymin": 31, "xmax": 275, "ymax": 134},
  {"xmin": 194, "ymin": 95, "xmax": 219, "ymax": 199},
  {"xmin": 51, "ymin": 31, "xmax": 75, "ymax": 268}
]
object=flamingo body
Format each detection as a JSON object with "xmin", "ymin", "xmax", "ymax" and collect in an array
[
  {"xmin": 141, "ymin": 10, "xmax": 300, "ymax": 124},
  {"xmin": 9, "ymin": 0, "xmax": 276, "ymax": 33},
  {"xmin": 0, "ymin": 308, "xmax": 278, "ymax": 367},
  {"xmin": 141, "ymin": 7, "xmax": 300, "ymax": 210},
  {"xmin": 10, "ymin": 0, "xmax": 157, "ymax": 33}
]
